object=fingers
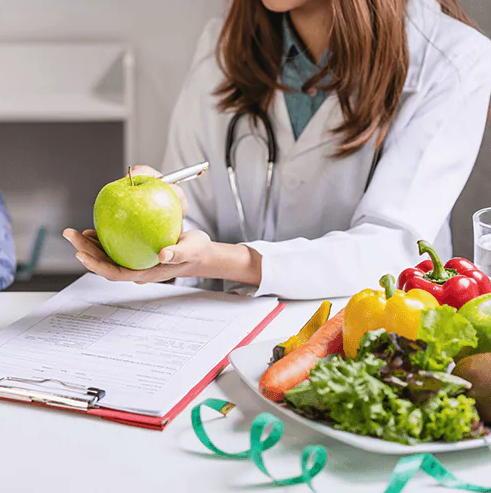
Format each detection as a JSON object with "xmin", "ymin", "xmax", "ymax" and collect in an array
[
  {"xmin": 82, "ymin": 230, "xmax": 103, "ymax": 249},
  {"xmin": 158, "ymin": 230, "xmax": 211, "ymax": 265},
  {"xmin": 84, "ymin": 236, "xmax": 102, "ymax": 249},
  {"xmin": 136, "ymin": 264, "xmax": 180, "ymax": 283},
  {"xmin": 75, "ymin": 251, "xmax": 140, "ymax": 282},
  {"xmin": 169, "ymin": 184, "xmax": 189, "ymax": 217},
  {"xmin": 76, "ymin": 250, "xmax": 180, "ymax": 284},
  {"xmin": 82, "ymin": 229, "xmax": 98, "ymax": 239},
  {"xmin": 63, "ymin": 228, "xmax": 108, "ymax": 262},
  {"xmin": 64, "ymin": 228, "xmax": 183, "ymax": 284},
  {"xmin": 127, "ymin": 165, "xmax": 163, "ymax": 179}
]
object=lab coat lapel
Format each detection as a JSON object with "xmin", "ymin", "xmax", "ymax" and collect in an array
[
  {"xmin": 269, "ymin": 88, "xmax": 296, "ymax": 161},
  {"xmin": 289, "ymin": 94, "xmax": 343, "ymax": 159},
  {"xmin": 404, "ymin": 0, "xmax": 441, "ymax": 92}
]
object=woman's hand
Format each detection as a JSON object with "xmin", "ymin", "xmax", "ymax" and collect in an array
[
  {"xmin": 129, "ymin": 165, "xmax": 189, "ymax": 217},
  {"xmin": 63, "ymin": 227, "xmax": 262, "ymax": 287},
  {"xmin": 63, "ymin": 228, "xmax": 213, "ymax": 284},
  {"xmin": 64, "ymin": 163, "xmax": 261, "ymax": 286}
]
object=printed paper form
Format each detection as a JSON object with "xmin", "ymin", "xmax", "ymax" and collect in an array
[{"xmin": 0, "ymin": 274, "xmax": 278, "ymax": 416}]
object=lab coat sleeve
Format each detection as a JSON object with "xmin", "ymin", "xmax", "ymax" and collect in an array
[
  {"xmin": 245, "ymin": 39, "xmax": 491, "ymax": 300},
  {"xmin": 161, "ymin": 19, "xmax": 222, "ymax": 240},
  {"xmin": 0, "ymin": 195, "xmax": 16, "ymax": 291}
]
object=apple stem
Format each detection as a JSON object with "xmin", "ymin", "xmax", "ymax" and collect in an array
[{"xmin": 128, "ymin": 166, "xmax": 134, "ymax": 187}]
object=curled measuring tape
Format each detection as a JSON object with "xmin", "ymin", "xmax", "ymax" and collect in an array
[{"xmin": 191, "ymin": 399, "xmax": 491, "ymax": 493}]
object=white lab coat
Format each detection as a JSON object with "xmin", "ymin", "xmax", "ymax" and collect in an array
[{"xmin": 161, "ymin": 0, "xmax": 491, "ymax": 300}]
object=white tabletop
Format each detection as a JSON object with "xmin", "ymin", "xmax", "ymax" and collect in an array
[{"xmin": 0, "ymin": 292, "xmax": 490, "ymax": 493}]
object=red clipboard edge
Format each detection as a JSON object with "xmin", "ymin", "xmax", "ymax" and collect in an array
[
  {"xmin": 0, "ymin": 302, "xmax": 286, "ymax": 431},
  {"xmin": 160, "ymin": 301, "xmax": 286, "ymax": 429}
]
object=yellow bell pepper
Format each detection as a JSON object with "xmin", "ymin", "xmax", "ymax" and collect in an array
[
  {"xmin": 343, "ymin": 274, "xmax": 439, "ymax": 358},
  {"xmin": 272, "ymin": 300, "xmax": 332, "ymax": 362}
]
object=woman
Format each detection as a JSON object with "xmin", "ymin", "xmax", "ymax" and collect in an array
[
  {"xmin": 0, "ymin": 194, "xmax": 16, "ymax": 290},
  {"xmin": 64, "ymin": 0, "xmax": 491, "ymax": 299}
]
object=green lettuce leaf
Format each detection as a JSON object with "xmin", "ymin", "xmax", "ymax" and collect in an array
[
  {"xmin": 282, "ymin": 380, "xmax": 329, "ymax": 420},
  {"xmin": 421, "ymin": 394, "xmax": 482, "ymax": 442},
  {"xmin": 283, "ymin": 318, "xmax": 484, "ymax": 445},
  {"xmin": 284, "ymin": 355, "xmax": 425, "ymax": 445},
  {"xmin": 420, "ymin": 371, "xmax": 472, "ymax": 396},
  {"xmin": 352, "ymin": 328, "xmax": 474, "ymax": 403},
  {"xmin": 412, "ymin": 306, "xmax": 478, "ymax": 372},
  {"xmin": 357, "ymin": 329, "xmax": 428, "ymax": 371},
  {"xmin": 355, "ymin": 328, "xmax": 390, "ymax": 360}
]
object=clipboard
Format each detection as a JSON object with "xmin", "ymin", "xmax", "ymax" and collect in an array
[{"xmin": 0, "ymin": 303, "xmax": 285, "ymax": 431}]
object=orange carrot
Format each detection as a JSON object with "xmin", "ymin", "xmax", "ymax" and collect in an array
[{"xmin": 259, "ymin": 308, "xmax": 345, "ymax": 402}]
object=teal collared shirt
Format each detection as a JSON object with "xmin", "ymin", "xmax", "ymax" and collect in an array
[{"xmin": 281, "ymin": 15, "xmax": 331, "ymax": 140}]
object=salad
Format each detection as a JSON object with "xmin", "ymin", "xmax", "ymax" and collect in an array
[
  {"xmin": 284, "ymin": 311, "xmax": 486, "ymax": 445},
  {"xmin": 258, "ymin": 241, "xmax": 491, "ymax": 445}
]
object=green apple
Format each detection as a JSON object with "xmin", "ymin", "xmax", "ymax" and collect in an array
[
  {"xmin": 455, "ymin": 294, "xmax": 491, "ymax": 362},
  {"xmin": 93, "ymin": 174, "xmax": 182, "ymax": 270}
]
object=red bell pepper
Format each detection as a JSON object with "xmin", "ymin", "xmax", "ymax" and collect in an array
[{"xmin": 397, "ymin": 240, "xmax": 491, "ymax": 309}]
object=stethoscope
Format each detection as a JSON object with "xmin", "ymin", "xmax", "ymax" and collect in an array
[
  {"xmin": 225, "ymin": 111, "xmax": 278, "ymax": 242},
  {"xmin": 225, "ymin": 111, "xmax": 382, "ymax": 242}
]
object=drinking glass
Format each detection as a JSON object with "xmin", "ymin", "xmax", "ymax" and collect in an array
[{"xmin": 473, "ymin": 207, "xmax": 491, "ymax": 276}]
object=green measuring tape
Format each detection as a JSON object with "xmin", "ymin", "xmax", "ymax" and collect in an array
[
  {"xmin": 386, "ymin": 454, "xmax": 490, "ymax": 492},
  {"xmin": 191, "ymin": 398, "xmax": 326, "ymax": 488},
  {"xmin": 191, "ymin": 398, "xmax": 491, "ymax": 492}
]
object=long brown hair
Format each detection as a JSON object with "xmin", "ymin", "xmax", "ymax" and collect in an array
[{"xmin": 214, "ymin": 0, "xmax": 476, "ymax": 157}]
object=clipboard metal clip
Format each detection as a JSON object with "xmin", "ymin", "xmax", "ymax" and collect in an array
[{"xmin": 0, "ymin": 376, "xmax": 106, "ymax": 411}]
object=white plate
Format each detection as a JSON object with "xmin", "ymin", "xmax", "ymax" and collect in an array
[{"xmin": 229, "ymin": 338, "xmax": 491, "ymax": 455}]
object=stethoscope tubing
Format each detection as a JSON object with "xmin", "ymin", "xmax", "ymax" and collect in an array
[
  {"xmin": 225, "ymin": 111, "xmax": 278, "ymax": 243},
  {"xmin": 225, "ymin": 111, "xmax": 382, "ymax": 242}
]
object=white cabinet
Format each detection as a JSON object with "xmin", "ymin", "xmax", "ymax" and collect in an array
[{"xmin": 0, "ymin": 42, "xmax": 136, "ymax": 275}]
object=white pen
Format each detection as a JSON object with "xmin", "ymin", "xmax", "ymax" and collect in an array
[{"xmin": 160, "ymin": 161, "xmax": 209, "ymax": 185}]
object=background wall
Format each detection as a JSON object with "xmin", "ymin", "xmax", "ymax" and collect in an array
[
  {"xmin": 451, "ymin": 0, "xmax": 491, "ymax": 259},
  {"xmin": 0, "ymin": 0, "xmax": 226, "ymax": 288},
  {"xmin": 0, "ymin": 0, "xmax": 225, "ymax": 168}
]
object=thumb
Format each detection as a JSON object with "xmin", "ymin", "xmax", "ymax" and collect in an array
[
  {"xmin": 159, "ymin": 247, "xmax": 180, "ymax": 265},
  {"xmin": 158, "ymin": 231, "xmax": 210, "ymax": 265}
]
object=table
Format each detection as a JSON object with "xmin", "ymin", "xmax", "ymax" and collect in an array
[{"xmin": 0, "ymin": 292, "xmax": 490, "ymax": 493}]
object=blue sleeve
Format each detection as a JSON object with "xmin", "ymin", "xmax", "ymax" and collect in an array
[{"xmin": 0, "ymin": 195, "xmax": 16, "ymax": 290}]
